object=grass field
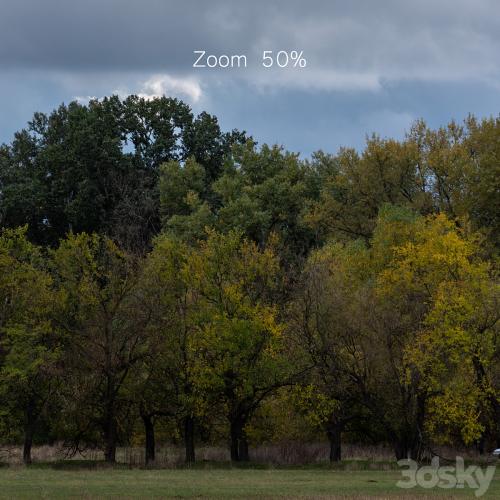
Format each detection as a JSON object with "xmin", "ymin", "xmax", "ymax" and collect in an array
[{"xmin": 1, "ymin": 467, "xmax": 499, "ymax": 498}]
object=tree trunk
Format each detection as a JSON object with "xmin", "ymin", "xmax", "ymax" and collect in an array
[
  {"xmin": 184, "ymin": 415, "xmax": 195, "ymax": 464},
  {"xmin": 393, "ymin": 438, "xmax": 424, "ymax": 461},
  {"xmin": 490, "ymin": 397, "xmax": 500, "ymax": 448},
  {"xmin": 23, "ymin": 427, "xmax": 34, "ymax": 465},
  {"xmin": 104, "ymin": 404, "xmax": 117, "ymax": 463},
  {"xmin": 327, "ymin": 423, "xmax": 342, "ymax": 462},
  {"xmin": 239, "ymin": 431, "xmax": 249, "ymax": 462},
  {"xmin": 392, "ymin": 420, "xmax": 424, "ymax": 461},
  {"xmin": 104, "ymin": 433, "xmax": 116, "ymax": 462},
  {"xmin": 23, "ymin": 399, "xmax": 36, "ymax": 465},
  {"xmin": 230, "ymin": 420, "xmax": 241, "ymax": 462},
  {"xmin": 230, "ymin": 419, "xmax": 249, "ymax": 462},
  {"xmin": 142, "ymin": 413, "xmax": 155, "ymax": 465},
  {"xmin": 394, "ymin": 441, "xmax": 408, "ymax": 461},
  {"xmin": 477, "ymin": 435, "xmax": 485, "ymax": 455}
]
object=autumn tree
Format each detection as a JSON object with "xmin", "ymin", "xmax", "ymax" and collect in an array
[
  {"xmin": 306, "ymin": 117, "xmax": 500, "ymax": 255},
  {"xmin": 136, "ymin": 235, "xmax": 202, "ymax": 464},
  {"xmin": 363, "ymin": 207, "xmax": 498, "ymax": 457},
  {"xmin": 0, "ymin": 227, "xmax": 59, "ymax": 464},
  {"xmin": 290, "ymin": 241, "xmax": 369, "ymax": 461},
  {"xmin": 186, "ymin": 230, "xmax": 288, "ymax": 462},
  {"xmin": 384, "ymin": 214, "xmax": 500, "ymax": 450},
  {"xmin": 51, "ymin": 233, "xmax": 150, "ymax": 462}
]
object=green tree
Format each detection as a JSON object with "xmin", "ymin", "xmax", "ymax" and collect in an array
[
  {"xmin": 214, "ymin": 143, "xmax": 320, "ymax": 262},
  {"xmin": 51, "ymin": 233, "xmax": 149, "ymax": 462},
  {"xmin": 187, "ymin": 230, "xmax": 288, "ymax": 461},
  {"xmin": 290, "ymin": 242, "xmax": 369, "ymax": 461},
  {"xmin": 137, "ymin": 235, "xmax": 202, "ymax": 464},
  {"xmin": 0, "ymin": 227, "xmax": 59, "ymax": 464},
  {"xmin": 159, "ymin": 158, "xmax": 215, "ymax": 244},
  {"xmin": 0, "ymin": 97, "xmax": 245, "ymax": 251}
]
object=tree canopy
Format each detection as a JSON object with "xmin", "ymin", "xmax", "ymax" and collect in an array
[{"xmin": 0, "ymin": 97, "xmax": 499, "ymax": 465}]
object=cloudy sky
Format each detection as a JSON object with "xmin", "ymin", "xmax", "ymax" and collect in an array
[{"xmin": 2, "ymin": 0, "xmax": 500, "ymax": 156}]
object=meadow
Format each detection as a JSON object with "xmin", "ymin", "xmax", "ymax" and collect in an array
[
  {"xmin": 2, "ymin": 444, "xmax": 498, "ymax": 498},
  {"xmin": 1, "ymin": 466, "xmax": 500, "ymax": 498}
]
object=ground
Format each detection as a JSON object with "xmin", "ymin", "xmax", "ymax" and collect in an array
[{"xmin": 0, "ymin": 467, "xmax": 499, "ymax": 498}]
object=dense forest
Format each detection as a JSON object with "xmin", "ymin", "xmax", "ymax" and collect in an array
[{"xmin": 0, "ymin": 96, "xmax": 499, "ymax": 465}]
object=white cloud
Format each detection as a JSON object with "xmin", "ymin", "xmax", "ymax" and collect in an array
[
  {"xmin": 136, "ymin": 74, "xmax": 202, "ymax": 102},
  {"xmin": 70, "ymin": 73, "xmax": 203, "ymax": 107},
  {"xmin": 74, "ymin": 95, "xmax": 97, "ymax": 104}
]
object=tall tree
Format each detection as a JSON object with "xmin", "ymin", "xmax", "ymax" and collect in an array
[
  {"xmin": 186, "ymin": 230, "xmax": 287, "ymax": 461},
  {"xmin": 290, "ymin": 242, "xmax": 368, "ymax": 461},
  {"xmin": 0, "ymin": 227, "xmax": 59, "ymax": 464},
  {"xmin": 381, "ymin": 213, "xmax": 500, "ymax": 450},
  {"xmin": 0, "ymin": 96, "xmax": 245, "ymax": 251},
  {"xmin": 51, "ymin": 233, "xmax": 149, "ymax": 462},
  {"xmin": 137, "ymin": 235, "xmax": 202, "ymax": 464}
]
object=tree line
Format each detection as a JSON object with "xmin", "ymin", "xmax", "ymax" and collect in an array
[{"xmin": 0, "ymin": 97, "xmax": 498, "ymax": 465}]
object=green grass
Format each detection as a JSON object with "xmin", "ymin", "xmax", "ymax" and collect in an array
[{"xmin": 0, "ymin": 466, "xmax": 499, "ymax": 498}]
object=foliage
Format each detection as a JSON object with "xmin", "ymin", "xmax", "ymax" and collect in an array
[
  {"xmin": 0, "ymin": 99, "xmax": 499, "ymax": 463},
  {"xmin": 0, "ymin": 227, "xmax": 59, "ymax": 462}
]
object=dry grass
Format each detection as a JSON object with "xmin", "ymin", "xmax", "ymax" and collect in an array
[{"xmin": 0, "ymin": 442, "xmax": 493, "ymax": 468}]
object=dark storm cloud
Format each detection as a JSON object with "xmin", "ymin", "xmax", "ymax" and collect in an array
[
  {"xmin": 2, "ymin": 0, "xmax": 500, "ymax": 89},
  {"xmin": 2, "ymin": 0, "xmax": 500, "ymax": 155},
  {"xmin": 0, "ymin": 0, "xmax": 259, "ymax": 71},
  {"xmin": 1, "ymin": 0, "xmax": 195, "ymax": 70}
]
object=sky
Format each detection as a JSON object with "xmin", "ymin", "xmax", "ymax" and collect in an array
[{"xmin": 2, "ymin": 0, "xmax": 500, "ymax": 156}]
